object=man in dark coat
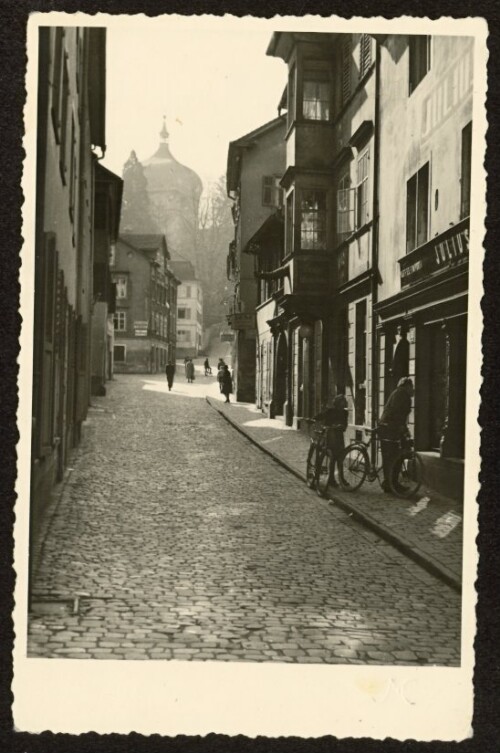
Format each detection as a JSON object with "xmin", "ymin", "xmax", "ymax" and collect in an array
[
  {"xmin": 220, "ymin": 365, "xmax": 233, "ymax": 403},
  {"xmin": 313, "ymin": 393, "xmax": 348, "ymax": 485},
  {"xmin": 378, "ymin": 377, "xmax": 414, "ymax": 492},
  {"xmin": 165, "ymin": 361, "xmax": 175, "ymax": 391}
]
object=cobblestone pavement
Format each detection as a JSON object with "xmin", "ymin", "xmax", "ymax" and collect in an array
[
  {"xmin": 28, "ymin": 370, "xmax": 461, "ymax": 665},
  {"xmin": 207, "ymin": 397, "xmax": 464, "ymax": 589}
]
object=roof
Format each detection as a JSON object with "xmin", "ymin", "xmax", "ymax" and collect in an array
[
  {"xmin": 244, "ymin": 212, "xmax": 284, "ymax": 254},
  {"xmin": 88, "ymin": 29, "xmax": 107, "ymax": 149},
  {"xmin": 266, "ymin": 31, "xmax": 336, "ymax": 62},
  {"xmin": 120, "ymin": 233, "xmax": 167, "ymax": 252},
  {"xmin": 95, "ymin": 163, "xmax": 123, "ymax": 242},
  {"xmin": 169, "ymin": 259, "xmax": 197, "ymax": 281},
  {"xmin": 226, "ymin": 115, "xmax": 286, "ymax": 195}
]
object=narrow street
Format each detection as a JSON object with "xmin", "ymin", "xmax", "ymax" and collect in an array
[{"xmin": 28, "ymin": 368, "xmax": 461, "ymax": 665}]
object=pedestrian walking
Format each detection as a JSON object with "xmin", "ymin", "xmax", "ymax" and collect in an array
[
  {"xmin": 217, "ymin": 363, "xmax": 225, "ymax": 393},
  {"xmin": 186, "ymin": 359, "xmax": 195, "ymax": 384},
  {"xmin": 220, "ymin": 364, "xmax": 233, "ymax": 403},
  {"xmin": 204, "ymin": 357, "xmax": 212, "ymax": 376},
  {"xmin": 165, "ymin": 361, "xmax": 175, "ymax": 391},
  {"xmin": 378, "ymin": 376, "xmax": 414, "ymax": 493},
  {"xmin": 313, "ymin": 393, "xmax": 348, "ymax": 486}
]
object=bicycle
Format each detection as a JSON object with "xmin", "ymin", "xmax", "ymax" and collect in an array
[
  {"xmin": 305, "ymin": 419, "xmax": 340, "ymax": 498},
  {"xmin": 339, "ymin": 427, "xmax": 423, "ymax": 498}
]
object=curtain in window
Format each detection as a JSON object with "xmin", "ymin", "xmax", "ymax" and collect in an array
[{"xmin": 301, "ymin": 191, "xmax": 326, "ymax": 250}]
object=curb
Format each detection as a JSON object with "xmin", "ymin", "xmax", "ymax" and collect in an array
[{"xmin": 206, "ymin": 396, "xmax": 461, "ymax": 594}]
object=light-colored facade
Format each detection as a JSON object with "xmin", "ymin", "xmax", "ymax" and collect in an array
[
  {"xmin": 374, "ymin": 34, "xmax": 472, "ymax": 499},
  {"xmin": 112, "ymin": 235, "xmax": 179, "ymax": 372},
  {"xmin": 170, "ymin": 260, "xmax": 203, "ymax": 357},
  {"xmin": 226, "ymin": 116, "xmax": 286, "ymax": 402}
]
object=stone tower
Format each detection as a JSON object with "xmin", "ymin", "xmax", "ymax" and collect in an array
[{"xmin": 143, "ymin": 118, "xmax": 203, "ymax": 269}]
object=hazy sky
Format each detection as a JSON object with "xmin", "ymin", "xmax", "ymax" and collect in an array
[{"xmin": 102, "ymin": 17, "xmax": 287, "ymax": 191}]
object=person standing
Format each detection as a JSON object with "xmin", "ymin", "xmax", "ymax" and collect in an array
[
  {"xmin": 378, "ymin": 377, "xmax": 414, "ymax": 493},
  {"xmin": 313, "ymin": 393, "xmax": 348, "ymax": 486},
  {"xmin": 204, "ymin": 357, "xmax": 212, "ymax": 376},
  {"xmin": 217, "ymin": 362, "xmax": 225, "ymax": 393},
  {"xmin": 186, "ymin": 358, "xmax": 195, "ymax": 384},
  {"xmin": 220, "ymin": 364, "xmax": 233, "ymax": 403},
  {"xmin": 165, "ymin": 361, "xmax": 175, "ymax": 391}
]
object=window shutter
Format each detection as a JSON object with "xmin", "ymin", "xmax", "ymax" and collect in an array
[
  {"xmin": 39, "ymin": 233, "xmax": 58, "ymax": 455},
  {"xmin": 341, "ymin": 37, "xmax": 351, "ymax": 106},
  {"xmin": 359, "ymin": 34, "xmax": 372, "ymax": 78}
]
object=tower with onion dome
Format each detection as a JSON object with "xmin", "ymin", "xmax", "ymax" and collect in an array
[{"xmin": 143, "ymin": 117, "xmax": 203, "ymax": 270}]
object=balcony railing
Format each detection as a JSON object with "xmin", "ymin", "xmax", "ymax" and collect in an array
[{"xmin": 399, "ymin": 217, "xmax": 469, "ymax": 288}]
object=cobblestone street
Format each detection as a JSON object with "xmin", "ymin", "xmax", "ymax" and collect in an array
[{"xmin": 28, "ymin": 371, "xmax": 461, "ymax": 665}]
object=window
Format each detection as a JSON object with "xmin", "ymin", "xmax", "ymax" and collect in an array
[
  {"xmin": 409, "ymin": 36, "xmax": 431, "ymax": 95},
  {"xmin": 300, "ymin": 190, "xmax": 327, "ymax": 250},
  {"xmin": 177, "ymin": 329, "xmax": 191, "ymax": 343},
  {"xmin": 356, "ymin": 148, "xmax": 370, "ymax": 228},
  {"xmin": 114, "ymin": 345, "xmax": 126, "ymax": 362},
  {"xmin": 178, "ymin": 307, "xmax": 191, "ymax": 320},
  {"xmin": 109, "ymin": 244, "xmax": 116, "ymax": 266},
  {"xmin": 286, "ymin": 192, "xmax": 294, "ymax": 255},
  {"xmin": 262, "ymin": 176, "xmax": 283, "ymax": 207},
  {"xmin": 113, "ymin": 311, "xmax": 126, "ymax": 331},
  {"xmin": 287, "ymin": 63, "xmax": 296, "ymax": 128},
  {"xmin": 406, "ymin": 162, "xmax": 429, "ymax": 252},
  {"xmin": 355, "ymin": 299, "xmax": 367, "ymax": 425},
  {"xmin": 460, "ymin": 121, "xmax": 472, "ymax": 219},
  {"xmin": 302, "ymin": 69, "xmax": 330, "ymax": 121},
  {"xmin": 359, "ymin": 34, "xmax": 372, "ymax": 78},
  {"xmin": 115, "ymin": 276, "xmax": 127, "ymax": 299},
  {"xmin": 185, "ymin": 285, "xmax": 191, "ymax": 298},
  {"xmin": 341, "ymin": 36, "xmax": 352, "ymax": 106},
  {"xmin": 337, "ymin": 172, "xmax": 355, "ymax": 242}
]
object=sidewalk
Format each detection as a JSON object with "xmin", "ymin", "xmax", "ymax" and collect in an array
[{"xmin": 206, "ymin": 395, "xmax": 463, "ymax": 592}]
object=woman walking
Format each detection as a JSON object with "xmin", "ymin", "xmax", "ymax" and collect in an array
[
  {"xmin": 220, "ymin": 364, "xmax": 233, "ymax": 404},
  {"xmin": 186, "ymin": 359, "xmax": 195, "ymax": 384}
]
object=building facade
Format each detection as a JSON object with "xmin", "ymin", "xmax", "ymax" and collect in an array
[
  {"xmin": 31, "ymin": 26, "xmax": 110, "ymax": 545},
  {"xmin": 265, "ymin": 32, "xmax": 377, "ymax": 431},
  {"xmin": 374, "ymin": 34, "xmax": 472, "ymax": 498},
  {"xmin": 226, "ymin": 116, "xmax": 286, "ymax": 402},
  {"xmin": 170, "ymin": 260, "xmax": 203, "ymax": 358},
  {"xmin": 112, "ymin": 234, "xmax": 179, "ymax": 372},
  {"xmin": 91, "ymin": 163, "xmax": 123, "ymax": 395}
]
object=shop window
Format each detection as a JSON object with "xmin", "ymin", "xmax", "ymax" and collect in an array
[
  {"xmin": 113, "ymin": 311, "xmax": 126, "ymax": 331},
  {"xmin": 302, "ymin": 69, "xmax": 330, "ymax": 121},
  {"xmin": 359, "ymin": 34, "xmax": 372, "ymax": 78},
  {"xmin": 287, "ymin": 63, "xmax": 296, "ymax": 128},
  {"xmin": 460, "ymin": 121, "xmax": 472, "ymax": 219},
  {"xmin": 114, "ymin": 345, "xmax": 126, "ymax": 362},
  {"xmin": 337, "ymin": 171, "xmax": 355, "ymax": 242},
  {"xmin": 300, "ymin": 190, "xmax": 326, "ymax": 251},
  {"xmin": 406, "ymin": 162, "xmax": 429, "ymax": 253},
  {"xmin": 355, "ymin": 299, "xmax": 367, "ymax": 425},
  {"xmin": 262, "ymin": 175, "xmax": 282, "ymax": 207},
  {"xmin": 341, "ymin": 36, "xmax": 352, "ymax": 106},
  {"xmin": 409, "ymin": 36, "xmax": 431, "ymax": 95},
  {"xmin": 356, "ymin": 148, "xmax": 370, "ymax": 228}
]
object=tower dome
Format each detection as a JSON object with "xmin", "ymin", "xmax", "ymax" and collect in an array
[
  {"xmin": 143, "ymin": 117, "xmax": 202, "ymax": 199},
  {"xmin": 142, "ymin": 117, "xmax": 202, "ymax": 264}
]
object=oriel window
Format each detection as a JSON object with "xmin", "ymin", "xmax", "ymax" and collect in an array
[
  {"xmin": 302, "ymin": 69, "xmax": 330, "ymax": 121},
  {"xmin": 300, "ymin": 190, "xmax": 327, "ymax": 251}
]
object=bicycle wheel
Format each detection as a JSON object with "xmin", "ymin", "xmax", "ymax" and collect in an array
[
  {"xmin": 306, "ymin": 443, "xmax": 318, "ymax": 488},
  {"xmin": 389, "ymin": 451, "xmax": 423, "ymax": 498},
  {"xmin": 316, "ymin": 449, "xmax": 334, "ymax": 498},
  {"xmin": 339, "ymin": 445, "xmax": 368, "ymax": 491}
]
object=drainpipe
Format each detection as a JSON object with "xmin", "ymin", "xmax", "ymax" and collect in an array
[{"xmin": 371, "ymin": 39, "xmax": 381, "ymax": 464}]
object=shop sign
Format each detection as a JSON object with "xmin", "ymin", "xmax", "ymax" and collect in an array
[
  {"xmin": 228, "ymin": 313, "xmax": 255, "ymax": 330},
  {"xmin": 134, "ymin": 320, "xmax": 148, "ymax": 337},
  {"xmin": 399, "ymin": 221, "xmax": 469, "ymax": 287}
]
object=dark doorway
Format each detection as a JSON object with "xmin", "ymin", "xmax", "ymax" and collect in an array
[{"xmin": 274, "ymin": 333, "xmax": 288, "ymax": 416}]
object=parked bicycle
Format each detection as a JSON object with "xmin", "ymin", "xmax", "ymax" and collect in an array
[
  {"xmin": 339, "ymin": 427, "xmax": 423, "ymax": 498},
  {"xmin": 305, "ymin": 419, "xmax": 339, "ymax": 498}
]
